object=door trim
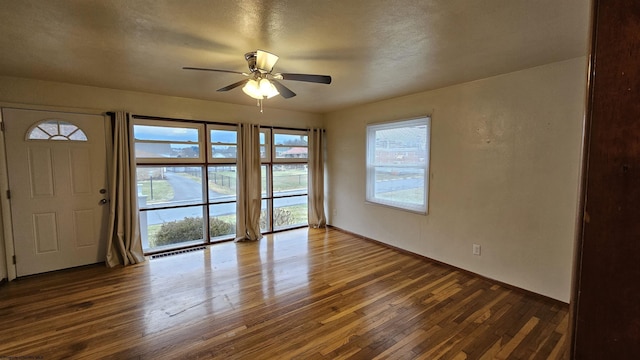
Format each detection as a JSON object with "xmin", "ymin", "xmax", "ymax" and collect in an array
[{"xmin": 0, "ymin": 109, "xmax": 16, "ymax": 281}]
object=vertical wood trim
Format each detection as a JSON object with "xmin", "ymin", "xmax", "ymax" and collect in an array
[
  {"xmin": 571, "ymin": 0, "xmax": 640, "ymax": 358},
  {"xmin": 0, "ymin": 109, "xmax": 16, "ymax": 281}
]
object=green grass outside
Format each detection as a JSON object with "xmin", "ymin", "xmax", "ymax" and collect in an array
[
  {"xmin": 376, "ymin": 188, "xmax": 424, "ymax": 205},
  {"xmin": 146, "ymin": 223, "xmax": 161, "ymax": 248},
  {"xmin": 273, "ymin": 203, "xmax": 307, "ymax": 230},
  {"xmin": 208, "ymin": 170, "xmax": 237, "ymax": 195},
  {"xmin": 138, "ymin": 180, "xmax": 174, "ymax": 203},
  {"xmin": 142, "ymin": 169, "xmax": 309, "ymax": 249},
  {"xmin": 273, "ymin": 172, "xmax": 307, "ymax": 192},
  {"xmin": 376, "ymin": 173, "xmax": 422, "ymax": 181}
]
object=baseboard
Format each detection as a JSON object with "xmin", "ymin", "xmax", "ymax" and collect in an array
[{"xmin": 327, "ymin": 225, "xmax": 568, "ymax": 308}]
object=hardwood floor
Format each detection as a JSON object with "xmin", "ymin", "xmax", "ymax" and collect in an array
[{"xmin": 0, "ymin": 228, "xmax": 568, "ymax": 359}]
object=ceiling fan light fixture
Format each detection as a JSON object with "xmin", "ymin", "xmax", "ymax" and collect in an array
[
  {"xmin": 242, "ymin": 79, "xmax": 263, "ymax": 99},
  {"xmin": 242, "ymin": 78, "xmax": 279, "ymax": 100},
  {"xmin": 260, "ymin": 78, "xmax": 279, "ymax": 99}
]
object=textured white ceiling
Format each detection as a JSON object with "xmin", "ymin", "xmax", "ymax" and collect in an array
[{"xmin": 0, "ymin": 0, "xmax": 591, "ymax": 113}]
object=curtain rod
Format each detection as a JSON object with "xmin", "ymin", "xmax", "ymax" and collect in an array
[{"xmin": 106, "ymin": 112, "xmax": 323, "ymax": 132}]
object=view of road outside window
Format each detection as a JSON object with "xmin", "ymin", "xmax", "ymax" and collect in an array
[
  {"xmin": 260, "ymin": 130, "xmax": 309, "ymax": 232},
  {"xmin": 134, "ymin": 120, "xmax": 310, "ymax": 253},
  {"xmin": 366, "ymin": 117, "xmax": 430, "ymax": 213}
]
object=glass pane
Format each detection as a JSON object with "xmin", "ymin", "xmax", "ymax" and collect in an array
[
  {"xmin": 260, "ymin": 130, "xmax": 270, "ymax": 160},
  {"xmin": 274, "ymin": 145, "xmax": 308, "ymax": 159},
  {"xmin": 259, "ymin": 199, "xmax": 270, "ymax": 232},
  {"xmin": 59, "ymin": 123, "xmax": 78, "ymax": 136},
  {"xmin": 38, "ymin": 122, "xmax": 58, "ymax": 135},
  {"xmin": 274, "ymin": 133, "xmax": 308, "ymax": 146},
  {"xmin": 274, "ymin": 133, "xmax": 307, "ymax": 159},
  {"xmin": 208, "ymin": 165, "xmax": 237, "ymax": 202},
  {"xmin": 261, "ymin": 165, "xmax": 268, "ymax": 198},
  {"xmin": 373, "ymin": 126, "xmax": 428, "ymax": 166},
  {"xmin": 210, "ymin": 129, "xmax": 237, "ymax": 144},
  {"xmin": 28, "ymin": 127, "xmax": 49, "ymax": 140},
  {"xmin": 140, "ymin": 206, "xmax": 206, "ymax": 251},
  {"xmin": 374, "ymin": 167, "xmax": 425, "ymax": 207},
  {"xmin": 27, "ymin": 121, "xmax": 87, "ymax": 141},
  {"xmin": 273, "ymin": 196, "xmax": 308, "ymax": 231},
  {"xmin": 135, "ymin": 142, "xmax": 200, "ymax": 159},
  {"xmin": 68, "ymin": 130, "xmax": 88, "ymax": 141},
  {"xmin": 134, "ymin": 124, "xmax": 199, "ymax": 142},
  {"xmin": 209, "ymin": 204, "xmax": 236, "ymax": 241},
  {"xmin": 273, "ymin": 164, "xmax": 307, "ymax": 196},
  {"xmin": 211, "ymin": 145, "xmax": 237, "ymax": 159},
  {"xmin": 136, "ymin": 166, "xmax": 204, "ymax": 208}
]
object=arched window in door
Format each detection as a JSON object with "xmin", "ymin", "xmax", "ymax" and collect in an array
[{"xmin": 26, "ymin": 119, "xmax": 88, "ymax": 141}]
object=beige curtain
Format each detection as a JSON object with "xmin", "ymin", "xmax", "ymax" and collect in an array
[
  {"xmin": 308, "ymin": 128, "xmax": 326, "ymax": 228},
  {"xmin": 106, "ymin": 112, "xmax": 145, "ymax": 267},
  {"xmin": 235, "ymin": 123, "xmax": 263, "ymax": 241}
]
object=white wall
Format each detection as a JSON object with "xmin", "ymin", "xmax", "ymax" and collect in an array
[
  {"xmin": 0, "ymin": 76, "xmax": 323, "ymax": 280},
  {"xmin": 325, "ymin": 57, "xmax": 587, "ymax": 302}
]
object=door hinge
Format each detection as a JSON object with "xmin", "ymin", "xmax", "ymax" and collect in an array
[
  {"xmin": 6, "ymin": 190, "xmax": 10, "ymax": 199},
  {"xmin": 0, "ymin": 122, "xmax": 4, "ymax": 132},
  {"xmin": 12, "ymin": 255, "xmax": 16, "ymax": 265}
]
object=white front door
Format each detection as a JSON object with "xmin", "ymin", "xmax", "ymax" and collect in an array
[{"xmin": 3, "ymin": 108, "xmax": 109, "ymax": 276}]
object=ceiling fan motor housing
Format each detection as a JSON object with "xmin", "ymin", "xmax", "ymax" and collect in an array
[{"xmin": 245, "ymin": 52, "xmax": 258, "ymax": 73}]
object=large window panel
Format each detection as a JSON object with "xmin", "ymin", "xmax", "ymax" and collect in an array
[
  {"xmin": 261, "ymin": 128, "xmax": 310, "ymax": 232},
  {"xmin": 208, "ymin": 165, "xmax": 237, "ymax": 203},
  {"xmin": 274, "ymin": 132, "xmax": 308, "ymax": 161},
  {"xmin": 259, "ymin": 199, "xmax": 270, "ymax": 232},
  {"xmin": 273, "ymin": 196, "xmax": 308, "ymax": 231},
  {"xmin": 133, "ymin": 120, "xmax": 204, "ymax": 162},
  {"xmin": 273, "ymin": 164, "xmax": 308, "ymax": 196},
  {"xmin": 137, "ymin": 166, "xmax": 204, "ymax": 209},
  {"xmin": 135, "ymin": 118, "xmax": 239, "ymax": 253},
  {"xmin": 208, "ymin": 125, "xmax": 238, "ymax": 163},
  {"xmin": 140, "ymin": 206, "xmax": 206, "ymax": 252},
  {"xmin": 209, "ymin": 204, "xmax": 236, "ymax": 242},
  {"xmin": 366, "ymin": 117, "xmax": 431, "ymax": 214},
  {"xmin": 261, "ymin": 164, "xmax": 270, "ymax": 198},
  {"xmin": 260, "ymin": 130, "xmax": 271, "ymax": 160}
]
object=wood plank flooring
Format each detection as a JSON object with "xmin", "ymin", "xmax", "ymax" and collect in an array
[{"xmin": 0, "ymin": 228, "xmax": 568, "ymax": 359}]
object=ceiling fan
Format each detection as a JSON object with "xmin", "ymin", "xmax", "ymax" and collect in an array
[{"xmin": 183, "ymin": 50, "xmax": 332, "ymax": 100}]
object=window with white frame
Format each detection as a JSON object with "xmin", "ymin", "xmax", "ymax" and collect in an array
[
  {"xmin": 206, "ymin": 124, "xmax": 239, "ymax": 242},
  {"xmin": 260, "ymin": 128, "xmax": 309, "ymax": 232},
  {"xmin": 366, "ymin": 117, "xmax": 431, "ymax": 213},
  {"xmin": 133, "ymin": 119, "xmax": 238, "ymax": 253}
]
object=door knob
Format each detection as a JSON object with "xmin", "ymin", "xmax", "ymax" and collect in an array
[{"xmin": 99, "ymin": 199, "xmax": 108, "ymax": 205}]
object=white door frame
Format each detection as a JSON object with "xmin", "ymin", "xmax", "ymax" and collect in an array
[{"xmin": 0, "ymin": 104, "xmax": 112, "ymax": 281}]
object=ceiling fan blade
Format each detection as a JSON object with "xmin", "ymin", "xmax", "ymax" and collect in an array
[
  {"xmin": 256, "ymin": 50, "xmax": 279, "ymax": 72},
  {"xmin": 279, "ymin": 73, "xmax": 332, "ymax": 84},
  {"xmin": 217, "ymin": 79, "xmax": 249, "ymax": 92},
  {"xmin": 183, "ymin": 66, "xmax": 246, "ymax": 75},
  {"xmin": 270, "ymin": 79, "xmax": 296, "ymax": 99}
]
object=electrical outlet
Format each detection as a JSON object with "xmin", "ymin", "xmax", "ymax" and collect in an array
[
  {"xmin": 332, "ymin": 208, "xmax": 337, "ymax": 217},
  {"xmin": 473, "ymin": 244, "xmax": 481, "ymax": 256}
]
